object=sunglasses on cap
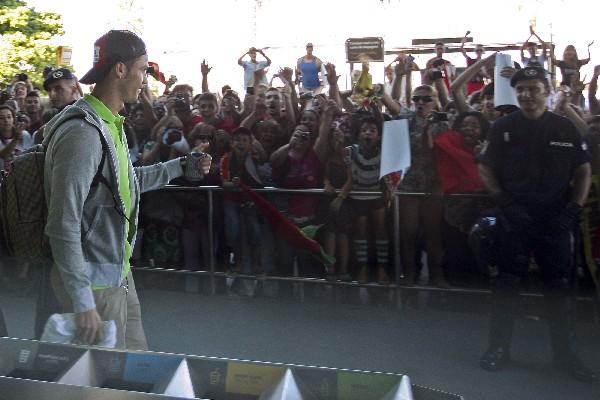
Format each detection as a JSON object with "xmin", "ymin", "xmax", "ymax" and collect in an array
[{"xmin": 412, "ymin": 95, "xmax": 433, "ymax": 103}]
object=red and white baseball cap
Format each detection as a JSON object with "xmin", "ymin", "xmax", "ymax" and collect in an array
[{"xmin": 79, "ymin": 30, "xmax": 147, "ymax": 84}]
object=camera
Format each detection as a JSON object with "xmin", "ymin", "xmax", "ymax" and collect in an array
[
  {"xmin": 163, "ymin": 128, "xmax": 183, "ymax": 145},
  {"xmin": 16, "ymin": 112, "xmax": 30, "ymax": 125},
  {"xmin": 153, "ymin": 104, "xmax": 167, "ymax": 120},
  {"xmin": 43, "ymin": 66, "xmax": 53, "ymax": 78},
  {"xmin": 430, "ymin": 70, "xmax": 443, "ymax": 80},
  {"xmin": 0, "ymin": 91, "xmax": 9, "ymax": 104},
  {"xmin": 405, "ymin": 54, "xmax": 414, "ymax": 72},
  {"xmin": 372, "ymin": 84, "xmax": 384, "ymax": 98},
  {"xmin": 431, "ymin": 59, "xmax": 445, "ymax": 68},
  {"xmin": 16, "ymin": 73, "xmax": 28, "ymax": 82},
  {"xmin": 174, "ymin": 93, "xmax": 188, "ymax": 109},
  {"xmin": 430, "ymin": 111, "xmax": 448, "ymax": 122},
  {"xmin": 299, "ymin": 91, "xmax": 314, "ymax": 100}
]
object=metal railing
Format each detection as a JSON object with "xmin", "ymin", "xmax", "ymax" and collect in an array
[{"xmin": 132, "ymin": 185, "xmax": 597, "ymax": 306}]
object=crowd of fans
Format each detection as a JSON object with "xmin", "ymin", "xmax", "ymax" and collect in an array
[{"xmin": 1, "ymin": 28, "xmax": 599, "ymax": 290}]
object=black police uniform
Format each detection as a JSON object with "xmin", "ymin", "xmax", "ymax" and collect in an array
[{"xmin": 477, "ymin": 109, "xmax": 595, "ymax": 380}]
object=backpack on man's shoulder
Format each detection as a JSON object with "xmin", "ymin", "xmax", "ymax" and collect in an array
[
  {"xmin": 0, "ymin": 116, "xmax": 110, "ymax": 262},
  {"xmin": 0, "ymin": 144, "xmax": 51, "ymax": 261}
]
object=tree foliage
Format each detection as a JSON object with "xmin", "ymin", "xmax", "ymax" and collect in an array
[{"xmin": 0, "ymin": 0, "xmax": 64, "ymax": 89}]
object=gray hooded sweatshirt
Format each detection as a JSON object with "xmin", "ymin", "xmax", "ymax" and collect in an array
[{"xmin": 43, "ymin": 98, "xmax": 183, "ymax": 313}]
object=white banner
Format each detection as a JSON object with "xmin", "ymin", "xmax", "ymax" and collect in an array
[
  {"xmin": 380, "ymin": 119, "xmax": 411, "ymax": 179},
  {"xmin": 494, "ymin": 53, "xmax": 519, "ymax": 108}
]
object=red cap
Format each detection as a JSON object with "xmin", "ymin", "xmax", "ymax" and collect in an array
[{"xmin": 79, "ymin": 30, "xmax": 147, "ymax": 84}]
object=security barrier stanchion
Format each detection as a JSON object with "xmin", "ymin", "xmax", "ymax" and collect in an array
[
  {"xmin": 208, "ymin": 189, "xmax": 216, "ymax": 296},
  {"xmin": 394, "ymin": 192, "xmax": 401, "ymax": 307}
]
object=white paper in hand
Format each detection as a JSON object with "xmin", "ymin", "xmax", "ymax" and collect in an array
[
  {"xmin": 494, "ymin": 53, "xmax": 518, "ymax": 108},
  {"xmin": 40, "ymin": 313, "xmax": 117, "ymax": 348},
  {"xmin": 380, "ymin": 119, "xmax": 411, "ymax": 180}
]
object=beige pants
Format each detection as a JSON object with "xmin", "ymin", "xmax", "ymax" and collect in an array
[{"xmin": 51, "ymin": 270, "xmax": 148, "ymax": 350}]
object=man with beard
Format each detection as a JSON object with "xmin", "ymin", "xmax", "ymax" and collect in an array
[
  {"xmin": 241, "ymin": 84, "xmax": 296, "ymax": 141},
  {"xmin": 44, "ymin": 30, "xmax": 206, "ymax": 349},
  {"xmin": 43, "ymin": 68, "xmax": 82, "ymax": 111}
]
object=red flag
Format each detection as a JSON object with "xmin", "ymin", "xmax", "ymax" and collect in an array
[
  {"xmin": 238, "ymin": 182, "xmax": 335, "ymax": 267},
  {"xmin": 148, "ymin": 61, "xmax": 167, "ymax": 84},
  {"xmin": 433, "ymin": 130, "xmax": 483, "ymax": 194}
]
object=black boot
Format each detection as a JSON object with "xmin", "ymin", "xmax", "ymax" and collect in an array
[
  {"xmin": 553, "ymin": 353, "xmax": 598, "ymax": 383},
  {"xmin": 480, "ymin": 346, "xmax": 511, "ymax": 371},
  {"xmin": 546, "ymin": 292, "xmax": 597, "ymax": 383},
  {"xmin": 480, "ymin": 289, "xmax": 518, "ymax": 372}
]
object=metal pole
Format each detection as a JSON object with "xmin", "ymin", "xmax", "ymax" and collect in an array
[
  {"xmin": 208, "ymin": 189, "xmax": 216, "ymax": 295},
  {"xmin": 393, "ymin": 193, "xmax": 401, "ymax": 308}
]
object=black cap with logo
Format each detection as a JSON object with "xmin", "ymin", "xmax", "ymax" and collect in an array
[
  {"xmin": 43, "ymin": 68, "xmax": 76, "ymax": 91},
  {"xmin": 510, "ymin": 66, "xmax": 547, "ymax": 87}
]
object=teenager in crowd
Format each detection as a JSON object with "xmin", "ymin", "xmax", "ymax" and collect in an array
[
  {"xmin": 238, "ymin": 47, "xmax": 271, "ymax": 94},
  {"xmin": 460, "ymin": 34, "xmax": 488, "ymax": 95},
  {"xmin": 520, "ymin": 26, "xmax": 548, "ymax": 68},
  {"xmin": 345, "ymin": 115, "xmax": 391, "ymax": 284}
]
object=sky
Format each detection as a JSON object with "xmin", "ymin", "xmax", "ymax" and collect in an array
[{"xmin": 26, "ymin": 0, "xmax": 599, "ymax": 94}]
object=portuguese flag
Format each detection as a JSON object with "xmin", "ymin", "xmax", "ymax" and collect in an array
[{"xmin": 239, "ymin": 182, "xmax": 335, "ymax": 267}]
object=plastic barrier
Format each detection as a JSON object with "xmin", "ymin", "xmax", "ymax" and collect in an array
[{"xmin": 0, "ymin": 337, "xmax": 464, "ymax": 399}]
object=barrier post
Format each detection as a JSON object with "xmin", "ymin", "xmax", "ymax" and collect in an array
[
  {"xmin": 394, "ymin": 192, "xmax": 401, "ymax": 308},
  {"xmin": 208, "ymin": 189, "xmax": 216, "ymax": 295}
]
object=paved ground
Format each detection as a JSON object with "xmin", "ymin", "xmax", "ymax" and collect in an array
[{"xmin": 1, "ymin": 274, "xmax": 599, "ymax": 400}]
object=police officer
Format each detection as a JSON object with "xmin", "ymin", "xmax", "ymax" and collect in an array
[{"xmin": 477, "ymin": 66, "xmax": 596, "ymax": 382}]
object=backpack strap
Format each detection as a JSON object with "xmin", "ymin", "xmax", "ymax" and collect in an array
[
  {"xmin": 91, "ymin": 136, "xmax": 108, "ymax": 189},
  {"xmin": 47, "ymin": 115, "xmax": 131, "ymax": 225},
  {"xmin": 91, "ymin": 134, "xmax": 131, "ymax": 225}
]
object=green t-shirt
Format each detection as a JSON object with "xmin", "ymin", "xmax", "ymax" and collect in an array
[{"xmin": 84, "ymin": 94, "xmax": 133, "ymax": 288}]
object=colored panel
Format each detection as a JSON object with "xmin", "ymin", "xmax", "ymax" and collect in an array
[
  {"xmin": 122, "ymin": 353, "xmax": 182, "ymax": 384},
  {"xmin": 292, "ymin": 367, "xmax": 338, "ymax": 400},
  {"xmin": 337, "ymin": 371, "xmax": 400, "ymax": 400},
  {"xmin": 186, "ymin": 358, "xmax": 228, "ymax": 399},
  {"xmin": 30, "ymin": 343, "xmax": 86, "ymax": 381},
  {"xmin": 225, "ymin": 362, "xmax": 285, "ymax": 396}
]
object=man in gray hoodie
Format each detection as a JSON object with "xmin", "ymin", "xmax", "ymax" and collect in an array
[{"xmin": 43, "ymin": 30, "xmax": 199, "ymax": 349}]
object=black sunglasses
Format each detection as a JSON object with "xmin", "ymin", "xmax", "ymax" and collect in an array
[
  {"xmin": 294, "ymin": 130, "xmax": 311, "ymax": 141},
  {"xmin": 412, "ymin": 95, "xmax": 433, "ymax": 103}
]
